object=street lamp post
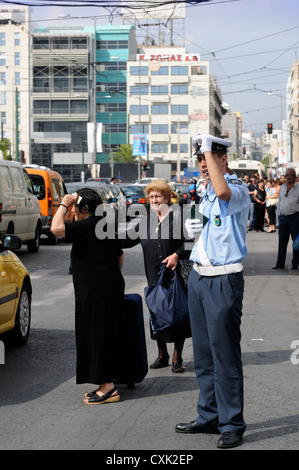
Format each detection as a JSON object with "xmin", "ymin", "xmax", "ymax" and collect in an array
[{"xmin": 108, "ymin": 112, "xmax": 113, "ymax": 177}]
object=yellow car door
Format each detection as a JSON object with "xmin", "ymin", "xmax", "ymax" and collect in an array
[{"xmin": 0, "ymin": 250, "xmax": 18, "ymax": 327}]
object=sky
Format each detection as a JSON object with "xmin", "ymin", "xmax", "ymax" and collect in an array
[{"xmin": 1, "ymin": 0, "xmax": 299, "ymax": 136}]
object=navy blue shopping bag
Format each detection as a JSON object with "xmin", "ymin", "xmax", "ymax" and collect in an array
[{"xmin": 144, "ymin": 264, "xmax": 189, "ymax": 333}]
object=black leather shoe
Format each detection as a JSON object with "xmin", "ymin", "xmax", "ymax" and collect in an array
[
  {"xmin": 175, "ymin": 420, "xmax": 220, "ymax": 434},
  {"xmin": 217, "ymin": 432, "xmax": 243, "ymax": 448},
  {"xmin": 272, "ymin": 265, "xmax": 284, "ymax": 269}
]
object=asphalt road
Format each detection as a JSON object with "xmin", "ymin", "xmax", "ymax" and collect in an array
[{"xmin": 0, "ymin": 229, "xmax": 298, "ymax": 453}]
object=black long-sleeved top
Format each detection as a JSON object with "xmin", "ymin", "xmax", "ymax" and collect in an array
[{"xmin": 119, "ymin": 208, "xmax": 189, "ymax": 285}]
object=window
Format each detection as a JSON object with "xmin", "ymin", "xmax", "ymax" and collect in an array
[
  {"xmin": 15, "ymin": 52, "xmax": 20, "ymax": 66},
  {"xmin": 51, "ymin": 100, "xmax": 69, "ymax": 114},
  {"xmin": 33, "ymin": 37, "xmax": 49, "ymax": 49},
  {"xmin": 70, "ymin": 100, "xmax": 88, "ymax": 114},
  {"xmin": 171, "ymin": 66, "xmax": 188, "ymax": 75},
  {"xmin": 171, "ymin": 84, "xmax": 188, "ymax": 95},
  {"xmin": 130, "ymin": 85, "xmax": 148, "ymax": 95},
  {"xmin": 53, "ymin": 66, "xmax": 69, "ymax": 92},
  {"xmin": 0, "ymin": 72, "xmax": 5, "ymax": 85},
  {"xmin": 0, "ymin": 52, "xmax": 6, "ymax": 66},
  {"xmin": 151, "ymin": 104, "xmax": 168, "ymax": 114},
  {"xmin": 104, "ymin": 61, "xmax": 126, "ymax": 71},
  {"xmin": 14, "ymin": 32, "xmax": 20, "ymax": 46},
  {"xmin": 152, "ymin": 144, "xmax": 168, "ymax": 153},
  {"xmin": 130, "ymin": 124, "xmax": 149, "ymax": 134},
  {"xmin": 130, "ymin": 66, "xmax": 148, "ymax": 76},
  {"xmin": 1, "ymin": 111, "xmax": 6, "ymax": 125},
  {"xmin": 15, "ymin": 72, "xmax": 20, "ymax": 86},
  {"xmin": 151, "ymin": 86, "xmax": 168, "ymax": 95},
  {"xmin": 130, "ymin": 105, "xmax": 149, "ymax": 114},
  {"xmin": 33, "ymin": 101, "xmax": 50, "ymax": 114},
  {"xmin": 52, "ymin": 38, "xmax": 69, "ymax": 49},
  {"xmin": 1, "ymin": 91, "xmax": 6, "ymax": 106},
  {"xmin": 72, "ymin": 66, "xmax": 87, "ymax": 92},
  {"xmin": 71, "ymin": 38, "xmax": 87, "ymax": 49},
  {"xmin": 151, "ymin": 124, "xmax": 168, "ymax": 134},
  {"xmin": 171, "ymin": 123, "xmax": 188, "ymax": 134},
  {"xmin": 0, "ymin": 166, "xmax": 13, "ymax": 192},
  {"xmin": 171, "ymin": 104, "xmax": 188, "ymax": 114},
  {"xmin": 10, "ymin": 167, "xmax": 24, "ymax": 192},
  {"xmin": 151, "ymin": 66, "xmax": 168, "ymax": 75},
  {"xmin": 105, "ymin": 123, "xmax": 127, "ymax": 133},
  {"xmin": 97, "ymin": 40, "xmax": 128, "ymax": 49},
  {"xmin": 171, "ymin": 143, "xmax": 189, "ymax": 153},
  {"xmin": 0, "ymin": 33, "xmax": 5, "ymax": 46},
  {"xmin": 97, "ymin": 102, "xmax": 126, "ymax": 113},
  {"xmin": 51, "ymin": 179, "xmax": 60, "ymax": 201}
]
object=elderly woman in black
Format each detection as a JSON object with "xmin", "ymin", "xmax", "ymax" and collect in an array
[
  {"xmin": 51, "ymin": 188, "xmax": 125, "ymax": 404},
  {"xmin": 120, "ymin": 179, "xmax": 191, "ymax": 373}
]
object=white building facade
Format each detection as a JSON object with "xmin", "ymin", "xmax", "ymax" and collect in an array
[
  {"xmin": 0, "ymin": 7, "xmax": 31, "ymax": 161},
  {"xmin": 127, "ymin": 47, "xmax": 225, "ymax": 174}
]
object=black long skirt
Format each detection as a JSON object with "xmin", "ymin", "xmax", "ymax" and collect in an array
[{"xmin": 75, "ymin": 295, "xmax": 123, "ymax": 384}]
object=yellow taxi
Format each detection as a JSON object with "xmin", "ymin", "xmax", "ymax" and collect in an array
[{"xmin": 0, "ymin": 235, "xmax": 32, "ymax": 346}]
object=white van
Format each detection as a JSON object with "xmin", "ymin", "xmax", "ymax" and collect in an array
[{"xmin": 0, "ymin": 160, "xmax": 42, "ymax": 252}]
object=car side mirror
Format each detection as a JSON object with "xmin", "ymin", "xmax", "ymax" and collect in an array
[{"xmin": 2, "ymin": 235, "xmax": 22, "ymax": 251}]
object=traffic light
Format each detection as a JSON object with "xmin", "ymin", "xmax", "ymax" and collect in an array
[
  {"xmin": 141, "ymin": 161, "xmax": 149, "ymax": 172},
  {"xmin": 267, "ymin": 123, "xmax": 273, "ymax": 134},
  {"xmin": 243, "ymin": 147, "xmax": 246, "ymax": 155}
]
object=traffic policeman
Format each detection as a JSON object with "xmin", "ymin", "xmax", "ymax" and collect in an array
[{"xmin": 175, "ymin": 134, "xmax": 250, "ymax": 449}]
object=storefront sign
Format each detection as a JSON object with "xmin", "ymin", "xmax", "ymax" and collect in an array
[{"xmin": 137, "ymin": 54, "xmax": 200, "ymax": 62}]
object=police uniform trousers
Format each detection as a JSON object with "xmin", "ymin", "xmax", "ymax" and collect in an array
[{"xmin": 188, "ymin": 268, "xmax": 246, "ymax": 436}]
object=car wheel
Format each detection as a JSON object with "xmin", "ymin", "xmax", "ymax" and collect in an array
[
  {"xmin": 27, "ymin": 223, "xmax": 41, "ymax": 252},
  {"xmin": 7, "ymin": 283, "xmax": 31, "ymax": 346}
]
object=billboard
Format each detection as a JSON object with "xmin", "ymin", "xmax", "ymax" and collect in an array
[{"xmin": 133, "ymin": 134, "xmax": 147, "ymax": 157}]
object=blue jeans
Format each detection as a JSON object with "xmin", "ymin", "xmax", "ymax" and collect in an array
[{"xmin": 188, "ymin": 269, "xmax": 246, "ymax": 436}]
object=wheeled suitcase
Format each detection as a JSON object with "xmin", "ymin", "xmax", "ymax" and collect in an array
[{"xmin": 115, "ymin": 293, "xmax": 148, "ymax": 389}]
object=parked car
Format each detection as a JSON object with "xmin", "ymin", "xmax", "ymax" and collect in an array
[
  {"xmin": 119, "ymin": 184, "xmax": 149, "ymax": 218},
  {"xmin": 24, "ymin": 165, "xmax": 72, "ymax": 244},
  {"xmin": 0, "ymin": 234, "xmax": 32, "ymax": 346},
  {"xmin": 65, "ymin": 182, "xmax": 118, "ymax": 223},
  {"xmin": 108, "ymin": 183, "xmax": 126, "ymax": 220},
  {"xmin": 169, "ymin": 182, "xmax": 189, "ymax": 205},
  {"xmin": 86, "ymin": 177, "xmax": 111, "ymax": 184},
  {"xmin": 0, "ymin": 160, "xmax": 42, "ymax": 252}
]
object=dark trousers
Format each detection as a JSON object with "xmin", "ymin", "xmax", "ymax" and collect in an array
[
  {"xmin": 188, "ymin": 269, "xmax": 246, "ymax": 436},
  {"xmin": 276, "ymin": 213, "xmax": 299, "ymax": 268}
]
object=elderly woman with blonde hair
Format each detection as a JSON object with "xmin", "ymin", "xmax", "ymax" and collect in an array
[{"xmin": 120, "ymin": 179, "xmax": 191, "ymax": 373}]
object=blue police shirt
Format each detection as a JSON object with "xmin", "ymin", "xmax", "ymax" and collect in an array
[{"xmin": 190, "ymin": 173, "xmax": 250, "ymax": 266}]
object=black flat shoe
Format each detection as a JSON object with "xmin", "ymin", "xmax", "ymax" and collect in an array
[
  {"xmin": 171, "ymin": 362, "xmax": 184, "ymax": 373},
  {"xmin": 272, "ymin": 265, "xmax": 284, "ymax": 269},
  {"xmin": 217, "ymin": 432, "xmax": 243, "ymax": 448},
  {"xmin": 84, "ymin": 386, "xmax": 120, "ymax": 405},
  {"xmin": 175, "ymin": 420, "xmax": 220, "ymax": 434},
  {"xmin": 150, "ymin": 355, "xmax": 169, "ymax": 369}
]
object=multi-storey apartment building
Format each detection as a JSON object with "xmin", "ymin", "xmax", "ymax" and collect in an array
[
  {"xmin": 0, "ymin": 7, "xmax": 31, "ymax": 161},
  {"xmin": 127, "ymin": 47, "xmax": 226, "ymax": 174},
  {"xmin": 31, "ymin": 23, "xmax": 136, "ymax": 181}
]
